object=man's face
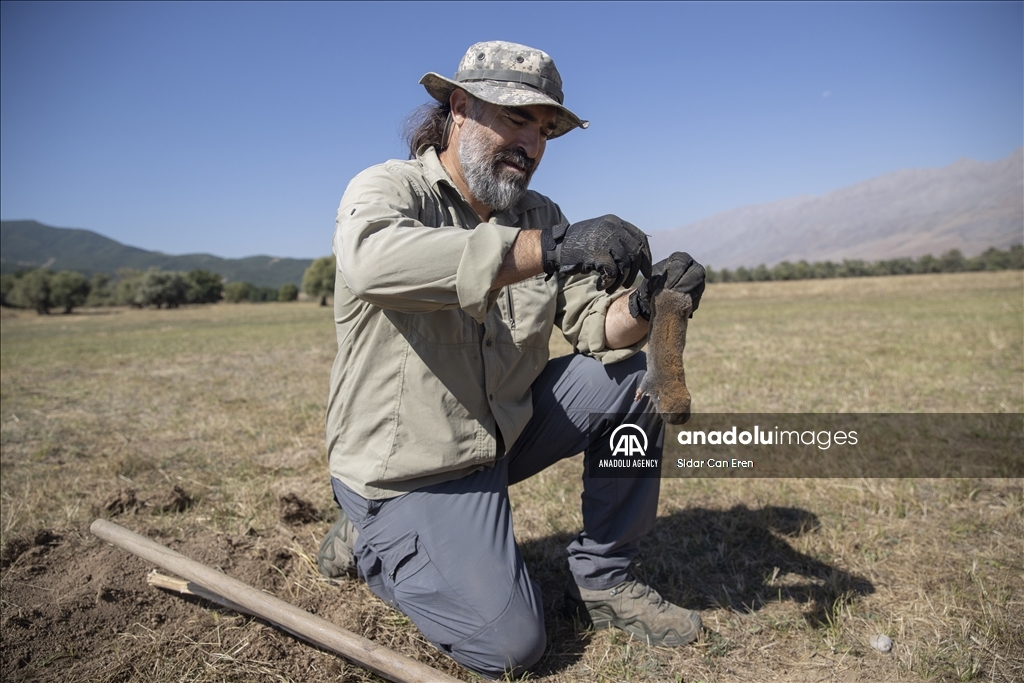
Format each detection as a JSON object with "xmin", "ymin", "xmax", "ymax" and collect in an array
[{"xmin": 457, "ymin": 98, "xmax": 559, "ymax": 211}]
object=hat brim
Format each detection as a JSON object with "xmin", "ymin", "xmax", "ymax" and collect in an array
[{"xmin": 420, "ymin": 72, "xmax": 588, "ymax": 139}]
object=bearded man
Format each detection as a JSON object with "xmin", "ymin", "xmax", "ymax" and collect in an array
[{"xmin": 319, "ymin": 41, "xmax": 707, "ymax": 679}]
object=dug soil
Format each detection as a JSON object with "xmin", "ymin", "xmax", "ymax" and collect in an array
[{"xmin": 0, "ymin": 494, "xmax": 466, "ymax": 683}]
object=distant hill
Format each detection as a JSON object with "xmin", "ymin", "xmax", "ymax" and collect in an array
[
  {"xmin": 650, "ymin": 147, "xmax": 1024, "ymax": 269},
  {"xmin": 0, "ymin": 221, "xmax": 312, "ymax": 288}
]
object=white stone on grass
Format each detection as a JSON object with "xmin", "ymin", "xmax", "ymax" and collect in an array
[{"xmin": 869, "ymin": 634, "xmax": 893, "ymax": 652}]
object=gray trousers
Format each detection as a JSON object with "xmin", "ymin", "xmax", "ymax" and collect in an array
[{"xmin": 331, "ymin": 351, "xmax": 663, "ymax": 678}]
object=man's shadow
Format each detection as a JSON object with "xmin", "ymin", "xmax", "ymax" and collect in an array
[{"xmin": 519, "ymin": 505, "xmax": 874, "ymax": 676}]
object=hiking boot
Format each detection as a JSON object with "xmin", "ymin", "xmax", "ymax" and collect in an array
[
  {"xmin": 317, "ymin": 508, "xmax": 358, "ymax": 578},
  {"xmin": 564, "ymin": 576, "xmax": 702, "ymax": 646}
]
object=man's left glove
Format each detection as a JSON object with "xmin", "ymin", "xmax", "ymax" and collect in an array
[{"xmin": 628, "ymin": 252, "xmax": 706, "ymax": 320}]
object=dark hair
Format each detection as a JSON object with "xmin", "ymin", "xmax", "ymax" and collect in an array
[{"xmin": 402, "ymin": 100, "xmax": 451, "ymax": 159}]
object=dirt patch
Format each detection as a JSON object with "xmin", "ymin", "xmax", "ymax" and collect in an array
[
  {"xmin": 278, "ymin": 493, "xmax": 322, "ymax": 526},
  {"xmin": 1, "ymin": 515, "xmax": 463, "ymax": 683},
  {"xmin": 101, "ymin": 486, "xmax": 195, "ymax": 518}
]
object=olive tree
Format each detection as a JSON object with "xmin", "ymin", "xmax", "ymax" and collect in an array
[
  {"xmin": 278, "ymin": 283, "xmax": 299, "ymax": 302},
  {"xmin": 186, "ymin": 269, "xmax": 224, "ymax": 304},
  {"xmin": 223, "ymin": 281, "xmax": 256, "ymax": 303},
  {"xmin": 135, "ymin": 268, "xmax": 189, "ymax": 308},
  {"xmin": 0, "ymin": 274, "xmax": 16, "ymax": 307},
  {"xmin": 938, "ymin": 249, "xmax": 966, "ymax": 273},
  {"xmin": 50, "ymin": 271, "xmax": 90, "ymax": 314},
  {"xmin": 85, "ymin": 273, "xmax": 115, "ymax": 306},
  {"xmin": 10, "ymin": 269, "xmax": 52, "ymax": 314},
  {"xmin": 302, "ymin": 255, "xmax": 336, "ymax": 306},
  {"xmin": 114, "ymin": 269, "xmax": 144, "ymax": 306}
]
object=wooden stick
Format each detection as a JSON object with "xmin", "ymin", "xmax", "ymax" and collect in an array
[
  {"xmin": 148, "ymin": 571, "xmax": 259, "ymax": 619},
  {"xmin": 147, "ymin": 570, "xmax": 347, "ymax": 651},
  {"xmin": 91, "ymin": 519, "xmax": 460, "ymax": 683},
  {"xmin": 146, "ymin": 569, "xmax": 357, "ymax": 654}
]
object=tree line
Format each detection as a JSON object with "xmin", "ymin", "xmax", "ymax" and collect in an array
[
  {"xmin": 1, "ymin": 255, "xmax": 338, "ymax": 314},
  {"xmin": 4, "ymin": 246, "xmax": 1017, "ymax": 313},
  {"xmin": 706, "ymin": 245, "xmax": 1023, "ymax": 283}
]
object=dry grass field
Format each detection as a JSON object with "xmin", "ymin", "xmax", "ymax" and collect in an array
[{"xmin": 1, "ymin": 270, "xmax": 1022, "ymax": 682}]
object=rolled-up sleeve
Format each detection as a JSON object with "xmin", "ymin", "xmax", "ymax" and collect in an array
[
  {"xmin": 335, "ymin": 163, "xmax": 519, "ymax": 321},
  {"xmin": 559, "ymin": 273, "xmax": 646, "ymax": 364}
]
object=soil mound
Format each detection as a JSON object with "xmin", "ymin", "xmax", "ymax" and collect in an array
[{"xmin": 1, "ymin": 511, "xmax": 462, "ymax": 682}]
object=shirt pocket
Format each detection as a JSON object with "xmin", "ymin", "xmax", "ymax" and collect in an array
[{"xmin": 505, "ymin": 274, "xmax": 556, "ymax": 350}]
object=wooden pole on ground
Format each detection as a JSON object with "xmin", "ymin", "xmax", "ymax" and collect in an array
[{"xmin": 90, "ymin": 518, "xmax": 460, "ymax": 683}]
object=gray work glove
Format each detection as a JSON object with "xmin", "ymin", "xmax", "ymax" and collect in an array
[
  {"xmin": 628, "ymin": 252, "xmax": 706, "ymax": 320},
  {"xmin": 541, "ymin": 215, "xmax": 653, "ymax": 293}
]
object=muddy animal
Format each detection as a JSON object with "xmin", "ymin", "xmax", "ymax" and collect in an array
[{"xmin": 635, "ymin": 289, "xmax": 692, "ymax": 424}]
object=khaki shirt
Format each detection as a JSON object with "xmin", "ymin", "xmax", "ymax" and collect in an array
[{"xmin": 328, "ymin": 146, "xmax": 644, "ymax": 499}]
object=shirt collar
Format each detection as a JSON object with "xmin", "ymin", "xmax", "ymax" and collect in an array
[
  {"xmin": 415, "ymin": 144, "xmax": 548, "ymax": 224},
  {"xmin": 416, "ymin": 145, "xmax": 457, "ymax": 191}
]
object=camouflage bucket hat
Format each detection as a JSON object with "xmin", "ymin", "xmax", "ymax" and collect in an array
[{"xmin": 420, "ymin": 40, "xmax": 589, "ymax": 139}]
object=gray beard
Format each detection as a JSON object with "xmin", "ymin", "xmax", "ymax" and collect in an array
[{"xmin": 458, "ymin": 121, "xmax": 532, "ymax": 212}]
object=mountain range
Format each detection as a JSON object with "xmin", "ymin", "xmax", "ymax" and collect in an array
[
  {"xmin": 0, "ymin": 220, "xmax": 310, "ymax": 288},
  {"xmin": 649, "ymin": 147, "xmax": 1023, "ymax": 269},
  {"xmin": 3, "ymin": 148, "xmax": 1022, "ymax": 282}
]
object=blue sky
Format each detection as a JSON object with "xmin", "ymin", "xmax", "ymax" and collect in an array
[{"xmin": 2, "ymin": 1, "xmax": 1021, "ymax": 259}]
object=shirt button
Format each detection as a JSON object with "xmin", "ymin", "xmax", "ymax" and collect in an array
[{"xmin": 485, "ymin": 339, "xmax": 493, "ymax": 347}]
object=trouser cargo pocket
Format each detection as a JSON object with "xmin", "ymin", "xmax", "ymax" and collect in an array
[{"xmin": 371, "ymin": 530, "xmax": 485, "ymax": 650}]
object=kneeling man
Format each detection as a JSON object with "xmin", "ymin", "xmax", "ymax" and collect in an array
[{"xmin": 319, "ymin": 40, "xmax": 706, "ymax": 679}]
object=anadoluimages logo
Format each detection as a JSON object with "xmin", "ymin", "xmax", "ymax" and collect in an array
[{"xmin": 609, "ymin": 423, "xmax": 648, "ymax": 458}]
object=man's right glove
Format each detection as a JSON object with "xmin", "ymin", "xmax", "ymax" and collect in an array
[
  {"xmin": 541, "ymin": 215, "xmax": 653, "ymax": 294},
  {"xmin": 628, "ymin": 252, "xmax": 706, "ymax": 320}
]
